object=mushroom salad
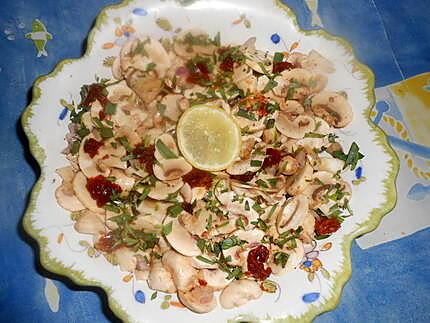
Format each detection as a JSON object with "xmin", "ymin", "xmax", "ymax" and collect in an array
[{"xmin": 56, "ymin": 30, "xmax": 363, "ymax": 313}]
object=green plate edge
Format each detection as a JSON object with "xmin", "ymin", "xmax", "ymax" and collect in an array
[{"xmin": 20, "ymin": 0, "xmax": 400, "ymax": 322}]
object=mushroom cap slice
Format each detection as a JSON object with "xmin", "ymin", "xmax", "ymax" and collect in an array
[
  {"xmin": 78, "ymin": 135, "xmax": 110, "ymax": 178},
  {"xmin": 301, "ymin": 49, "xmax": 335, "ymax": 74},
  {"xmin": 148, "ymin": 179, "xmax": 184, "ymax": 200},
  {"xmin": 160, "ymin": 94, "xmax": 186, "ymax": 122},
  {"xmin": 219, "ymin": 279, "xmax": 262, "ymax": 309},
  {"xmin": 111, "ymin": 55, "xmax": 122, "ymax": 80},
  {"xmin": 125, "ymin": 69, "xmax": 162, "ymax": 104},
  {"xmin": 270, "ymin": 239, "xmax": 305, "ymax": 275},
  {"xmin": 178, "ymin": 285, "xmax": 217, "ymax": 313},
  {"xmin": 275, "ymin": 112, "xmax": 315, "ymax": 139},
  {"xmin": 147, "ymin": 260, "xmax": 177, "ymax": 293},
  {"xmin": 112, "ymin": 247, "xmax": 137, "ymax": 272},
  {"xmin": 164, "ymin": 217, "xmax": 201, "ymax": 257},
  {"xmin": 154, "ymin": 133, "xmax": 179, "ymax": 161},
  {"xmin": 276, "ymin": 195, "xmax": 309, "ymax": 233},
  {"xmin": 74, "ymin": 210, "xmax": 105, "ymax": 236},
  {"xmin": 72, "ymin": 171, "xmax": 105, "ymax": 214},
  {"xmin": 55, "ymin": 167, "xmax": 85, "ymax": 212},
  {"xmin": 55, "ymin": 183, "xmax": 85, "ymax": 212},
  {"xmin": 153, "ymin": 157, "xmax": 192, "ymax": 181},
  {"xmin": 199, "ymin": 269, "xmax": 231, "ymax": 290},
  {"xmin": 311, "ymin": 91, "xmax": 353, "ymax": 128},
  {"xmin": 286, "ymin": 162, "xmax": 313, "ymax": 195},
  {"xmin": 162, "ymin": 250, "xmax": 198, "ymax": 291}
]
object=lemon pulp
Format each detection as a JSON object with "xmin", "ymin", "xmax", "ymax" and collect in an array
[{"xmin": 177, "ymin": 104, "xmax": 241, "ymax": 171}]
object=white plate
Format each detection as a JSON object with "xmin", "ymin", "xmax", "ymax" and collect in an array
[{"xmin": 22, "ymin": 0, "xmax": 399, "ymax": 322}]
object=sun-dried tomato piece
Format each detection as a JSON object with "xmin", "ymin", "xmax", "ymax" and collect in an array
[
  {"xmin": 272, "ymin": 61, "xmax": 295, "ymax": 74},
  {"xmin": 86, "ymin": 175, "xmax": 123, "ymax": 207},
  {"xmin": 262, "ymin": 148, "xmax": 282, "ymax": 168},
  {"xmin": 183, "ymin": 168, "xmax": 213, "ymax": 189},
  {"xmin": 246, "ymin": 245, "xmax": 272, "ymax": 281},
  {"xmin": 83, "ymin": 138, "xmax": 103, "ymax": 158},
  {"xmin": 133, "ymin": 144, "xmax": 155, "ymax": 174},
  {"xmin": 230, "ymin": 172, "xmax": 256, "ymax": 182},
  {"xmin": 315, "ymin": 216, "xmax": 341, "ymax": 235}
]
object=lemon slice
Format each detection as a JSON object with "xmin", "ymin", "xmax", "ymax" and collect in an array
[{"xmin": 177, "ymin": 104, "xmax": 241, "ymax": 171}]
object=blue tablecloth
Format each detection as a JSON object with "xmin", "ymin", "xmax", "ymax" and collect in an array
[{"xmin": 0, "ymin": 1, "xmax": 429, "ymax": 322}]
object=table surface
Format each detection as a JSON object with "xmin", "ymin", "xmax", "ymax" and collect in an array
[{"xmin": 0, "ymin": 0, "xmax": 429, "ymax": 322}]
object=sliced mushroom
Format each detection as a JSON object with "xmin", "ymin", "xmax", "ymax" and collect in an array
[
  {"xmin": 162, "ymin": 250, "xmax": 198, "ymax": 291},
  {"xmin": 147, "ymin": 259, "xmax": 177, "ymax": 293},
  {"xmin": 222, "ymin": 246, "xmax": 243, "ymax": 266},
  {"xmin": 270, "ymin": 240, "xmax": 305, "ymax": 275},
  {"xmin": 235, "ymin": 228, "xmax": 265, "ymax": 244},
  {"xmin": 181, "ymin": 206, "xmax": 210, "ymax": 237},
  {"xmin": 133, "ymin": 199, "xmax": 168, "ymax": 232},
  {"xmin": 275, "ymin": 112, "xmax": 315, "ymax": 139},
  {"xmin": 311, "ymin": 91, "xmax": 353, "ymax": 128},
  {"xmin": 125, "ymin": 69, "xmax": 162, "ymax": 104},
  {"xmin": 112, "ymin": 247, "xmax": 136, "ymax": 272},
  {"xmin": 178, "ymin": 285, "xmax": 217, "ymax": 313},
  {"xmin": 226, "ymin": 146, "xmax": 266, "ymax": 175},
  {"xmin": 199, "ymin": 269, "xmax": 231, "ymax": 290},
  {"xmin": 110, "ymin": 169, "xmax": 135, "ymax": 193},
  {"xmin": 72, "ymin": 171, "xmax": 105, "ymax": 213},
  {"xmin": 191, "ymin": 255, "xmax": 219, "ymax": 269},
  {"xmin": 219, "ymin": 279, "xmax": 262, "ymax": 309},
  {"xmin": 148, "ymin": 179, "xmax": 183, "ymax": 200},
  {"xmin": 55, "ymin": 167, "xmax": 85, "ymax": 212},
  {"xmin": 279, "ymin": 155, "xmax": 299, "ymax": 176},
  {"xmin": 281, "ymin": 68, "xmax": 327, "ymax": 93},
  {"xmin": 240, "ymin": 37, "xmax": 273, "ymax": 74},
  {"xmin": 164, "ymin": 217, "xmax": 201, "ymax": 257},
  {"xmin": 301, "ymin": 212, "xmax": 316, "ymax": 243},
  {"xmin": 276, "ymin": 195, "xmax": 309, "ymax": 233},
  {"xmin": 153, "ymin": 157, "xmax": 192, "ymax": 181},
  {"xmin": 111, "ymin": 55, "xmax": 122, "ymax": 80},
  {"xmin": 300, "ymin": 50, "xmax": 335, "ymax": 74},
  {"xmin": 154, "ymin": 133, "xmax": 179, "ymax": 161},
  {"xmin": 74, "ymin": 210, "xmax": 105, "ymax": 236},
  {"xmin": 159, "ymin": 94, "xmax": 187, "ymax": 122},
  {"xmin": 315, "ymin": 157, "xmax": 345, "ymax": 174},
  {"xmin": 286, "ymin": 163, "xmax": 313, "ymax": 195},
  {"xmin": 78, "ymin": 135, "xmax": 110, "ymax": 178}
]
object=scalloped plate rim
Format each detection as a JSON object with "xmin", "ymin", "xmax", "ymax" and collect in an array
[{"xmin": 20, "ymin": 0, "xmax": 400, "ymax": 322}]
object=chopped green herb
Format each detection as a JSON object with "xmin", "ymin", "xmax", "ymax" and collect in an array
[
  {"xmin": 273, "ymin": 251, "xmax": 289, "ymax": 268},
  {"xmin": 237, "ymin": 108, "xmax": 257, "ymax": 121},
  {"xmin": 273, "ymin": 52, "xmax": 284, "ymax": 63},
  {"xmin": 99, "ymin": 126, "xmax": 114, "ymax": 139},
  {"xmin": 265, "ymin": 118, "xmax": 275, "ymax": 129},
  {"xmin": 251, "ymin": 218, "xmax": 268, "ymax": 231},
  {"xmin": 162, "ymin": 221, "xmax": 173, "ymax": 235},
  {"xmin": 262, "ymin": 79, "xmax": 278, "ymax": 93},
  {"xmin": 255, "ymin": 179, "xmax": 269, "ymax": 188},
  {"xmin": 155, "ymin": 139, "xmax": 177, "ymax": 159},
  {"xmin": 331, "ymin": 142, "xmax": 364, "ymax": 170},
  {"xmin": 266, "ymin": 203, "xmax": 278, "ymax": 220},
  {"xmin": 167, "ymin": 203, "xmax": 183, "ymax": 217},
  {"xmin": 250, "ymin": 159, "xmax": 262, "ymax": 167},
  {"xmin": 196, "ymin": 255, "xmax": 216, "ymax": 265},
  {"xmin": 70, "ymin": 141, "xmax": 80, "ymax": 155},
  {"xmin": 206, "ymin": 213, "xmax": 213, "ymax": 230},
  {"xmin": 244, "ymin": 200, "xmax": 250, "ymax": 211},
  {"xmin": 267, "ymin": 178, "xmax": 278, "ymax": 188},
  {"xmin": 76, "ymin": 126, "xmax": 90, "ymax": 138},
  {"xmin": 146, "ymin": 62, "xmax": 156, "ymax": 72},
  {"xmin": 117, "ymin": 136, "xmax": 133, "ymax": 152},
  {"xmin": 304, "ymin": 132, "xmax": 326, "ymax": 138},
  {"xmin": 221, "ymin": 235, "xmax": 242, "ymax": 250},
  {"xmin": 213, "ymin": 31, "xmax": 221, "ymax": 46},
  {"xmin": 235, "ymin": 217, "xmax": 245, "ymax": 230},
  {"xmin": 104, "ymin": 102, "xmax": 117, "ymax": 115}
]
